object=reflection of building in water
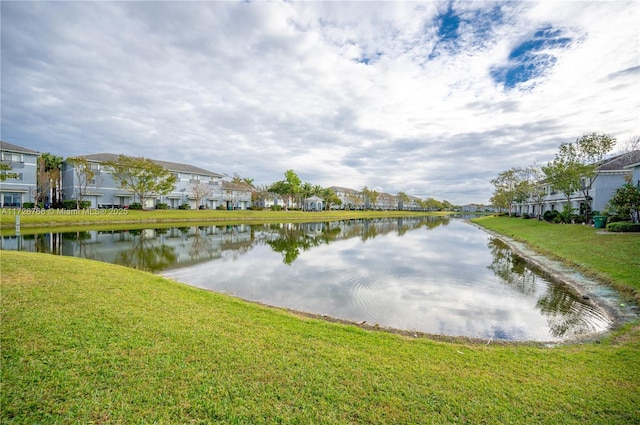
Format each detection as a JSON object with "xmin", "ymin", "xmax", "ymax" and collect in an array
[
  {"xmin": 0, "ymin": 224, "xmax": 254, "ymax": 271},
  {"xmin": 0, "ymin": 217, "xmax": 446, "ymax": 271}
]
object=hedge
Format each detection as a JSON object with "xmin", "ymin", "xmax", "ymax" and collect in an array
[{"xmin": 606, "ymin": 221, "xmax": 640, "ymax": 232}]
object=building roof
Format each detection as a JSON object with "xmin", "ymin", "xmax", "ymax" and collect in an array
[
  {"xmin": 598, "ymin": 150, "xmax": 640, "ymax": 171},
  {"xmin": 0, "ymin": 141, "xmax": 40, "ymax": 155},
  {"xmin": 75, "ymin": 153, "xmax": 223, "ymax": 177},
  {"xmin": 222, "ymin": 181, "xmax": 253, "ymax": 191}
]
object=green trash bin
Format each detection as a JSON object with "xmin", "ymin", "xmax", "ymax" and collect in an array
[{"xmin": 593, "ymin": 216, "xmax": 606, "ymax": 228}]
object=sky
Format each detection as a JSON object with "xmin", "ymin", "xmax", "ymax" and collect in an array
[{"xmin": 1, "ymin": 1, "xmax": 638, "ymax": 205}]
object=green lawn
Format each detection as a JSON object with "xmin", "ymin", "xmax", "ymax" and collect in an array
[
  {"xmin": 0, "ymin": 208, "xmax": 447, "ymax": 230},
  {"xmin": 2, "ymin": 249, "xmax": 639, "ymax": 424}
]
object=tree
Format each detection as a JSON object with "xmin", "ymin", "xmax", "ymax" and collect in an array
[
  {"xmin": 362, "ymin": 186, "xmax": 379, "ymax": 210},
  {"xmin": 520, "ymin": 164, "xmax": 547, "ymax": 220},
  {"xmin": 607, "ymin": 183, "xmax": 640, "ymax": 223},
  {"xmin": 66, "ymin": 156, "xmax": 100, "ymax": 209},
  {"xmin": 546, "ymin": 133, "xmax": 616, "ymax": 222},
  {"xmin": 191, "ymin": 181, "xmax": 214, "ymax": 208},
  {"xmin": 0, "ymin": 163, "xmax": 19, "ymax": 181},
  {"xmin": 490, "ymin": 168, "xmax": 527, "ymax": 216},
  {"xmin": 269, "ymin": 170, "xmax": 301, "ymax": 210},
  {"xmin": 231, "ymin": 173, "xmax": 254, "ymax": 188},
  {"xmin": 37, "ymin": 153, "xmax": 63, "ymax": 205},
  {"xmin": 106, "ymin": 155, "xmax": 177, "ymax": 209},
  {"xmin": 397, "ymin": 191, "xmax": 410, "ymax": 210},
  {"xmin": 320, "ymin": 187, "xmax": 341, "ymax": 211},
  {"xmin": 424, "ymin": 197, "xmax": 443, "ymax": 211}
]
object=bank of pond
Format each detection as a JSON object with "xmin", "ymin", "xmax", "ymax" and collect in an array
[{"xmin": 2, "ymin": 216, "xmax": 637, "ymax": 343}]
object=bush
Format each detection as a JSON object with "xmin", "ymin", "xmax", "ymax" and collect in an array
[
  {"xmin": 62, "ymin": 200, "xmax": 91, "ymax": 209},
  {"xmin": 156, "ymin": 203, "xmax": 168, "ymax": 210},
  {"xmin": 23, "ymin": 202, "xmax": 35, "ymax": 209},
  {"xmin": 217, "ymin": 205, "xmax": 226, "ymax": 210},
  {"xmin": 606, "ymin": 221, "xmax": 640, "ymax": 232},
  {"xmin": 128, "ymin": 203, "xmax": 143, "ymax": 210},
  {"xmin": 543, "ymin": 210, "xmax": 559, "ymax": 222},
  {"xmin": 522, "ymin": 213, "xmax": 530, "ymax": 219},
  {"xmin": 270, "ymin": 205, "xmax": 283, "ymax": 211},
  {"xmin": 178, "ymin": 203, "xmax": 190, "ymax": 210}
]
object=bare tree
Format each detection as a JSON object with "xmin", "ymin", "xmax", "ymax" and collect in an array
[{"xmin": 191, "ymin": 181, "xmax": 214, "ymax": 208}]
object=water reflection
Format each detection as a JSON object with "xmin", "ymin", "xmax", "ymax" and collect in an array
[{"xmin": 0, "ymin": 217, "xmax": 617, "ymax": 341}]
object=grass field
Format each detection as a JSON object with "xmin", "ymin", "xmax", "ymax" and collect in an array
[
  {"xmin": 0, "ymin": 208, "xmax": 448, "ymax": 230},
  {"xmin": 2, "ymin": 215, "xmax": 639, "ymax": 423}
]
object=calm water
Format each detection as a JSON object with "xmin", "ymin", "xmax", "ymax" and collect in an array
[{"xmin": 1, "ymin": 217, "xmax": 617, "ymax": 341}]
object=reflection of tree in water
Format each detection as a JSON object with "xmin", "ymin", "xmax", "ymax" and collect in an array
[
  {"xmin": 536, "ymin": 286, "xmax": 598, "ymax": 338},
  {"xmin": 187, "ymin": 226, "xmax": 217, "ymax": 261},
  {"xmin": 487, "ymin": 237, "xmax": 600, "ymax": 338},
  {"xmin": 486, "ymin": 238, "xmax": 538, "ymax": 296},
  {"xmin": 266, "ymin": 223, "xmax": 341, "ymax": 265},
  {"xmin": 114, "ymin": 230, "xmax": 177, "ymax": 272}
]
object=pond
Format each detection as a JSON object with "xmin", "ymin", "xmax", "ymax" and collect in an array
[{"xmin": 1, "ymin": 217, "xmax": 630, "ymax": 341}]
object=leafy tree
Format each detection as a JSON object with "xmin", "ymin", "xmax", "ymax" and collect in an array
[
  {"xmin": 320, "ymin": 187, "xmax": 341, "ymax": 210},
  {"xmin": 423, "ymin": 197, "xmax": 443, "ymax": 211},
  {"xmin": 66, "ymin": 156, "xmax": 100, "ymax": 209},
  {"xmin": 268, "ymin": 180, "xmax": 291, "ymax": 210},
  {"xmin": 490, "ymin": 168, "xmax": 528, "ymax": 216},
  {"xmin": 269, "ymin": 170, "xmax": 301, "ymax": 210},
  {"xmin": 362, "ymin": 186, "xmax": 379, "ymax": 210},
  {"xmin": 231, "ymin": 173, "xmax": 254, "ymax": 188},
  {"xmin": 397, "ymin": 191, "xmax": 410, "ymax": 210},
  {"xmin": 546, "ymin": 133, "xmax": 616, "ymax": 222},
  {"xmin": 441, "ymin": 200, "xmax": 454, "ymax": 211},
  {"xmin": 37, "ymin": 153, "xmax": 63, "ymax": 205},
  {"xmin": 0, "ymin": 163, "xmax": 19, "ymax": 181},
  {"xmin": 519, "ymin": 164, "xmax": 547, "ymax": 220},
  {"xmin": 106, "ymin": 155, "xmax": 177, "ymax": 209},
  {"xmin": 607, "ymin": 183, "xmax": 640, "ymax": 223}
]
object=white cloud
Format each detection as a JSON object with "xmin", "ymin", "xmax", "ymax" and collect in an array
[{"xmin": 1, "ymin": 1, "xmax": 638, "ymax": 204}]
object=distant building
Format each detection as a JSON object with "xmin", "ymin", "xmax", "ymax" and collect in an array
[{"xmin": 0, "ymin": 141, "xmax": 39, "ymax": 208}]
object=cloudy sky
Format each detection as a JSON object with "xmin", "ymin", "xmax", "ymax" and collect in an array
[{"xmin": 1, "ymin": 1, "xmax": 638, "ymax": 204}]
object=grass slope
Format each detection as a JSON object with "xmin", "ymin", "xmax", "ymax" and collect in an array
[{"xmin": 2, "ymin": 251, "xmax": 639, "ymax": 424}]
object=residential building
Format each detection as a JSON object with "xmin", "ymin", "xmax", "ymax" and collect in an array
[
  {"xmin": 329, "ymin": 186, "xmax": 364, "ymax": 210},
  {"xmin": 0, "ymin": 141, "xmax": 39, "ymax": 208},
  {"xmin": 61, "ymin": 153, "xmax": 224, "ymax": 209},
  {"xmin": 514, "ymin": 150, "xmax": 640, "ymax": 217},
  {"xmin": 221, "ymin": 181, "xmax": 252, "ymax": 210}
]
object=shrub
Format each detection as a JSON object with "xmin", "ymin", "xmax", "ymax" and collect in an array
[
  {"xmin": 62, "ymin": 200, "xmax": 91, "ymax": 209},
  {"xmin": 178, "ymin": 203, "xmax": 191, "ymax": 210},
  {"xmin": 156, "ymin": 203, "xmax": 168, "ymax": 210},
  {"xmin": 522, "ymin": 213, "xmax": 530, "ymax": 219},
  {"xmin": 23, "ymin": 202, "xmax": 35, "ymax": 209},
  {"xmin": 128, "ymin": 203, "xmax": 143, "ymax": 210},
  {"xmin": 606, "ymin": 221, "xmax": 640, "ymax": 232},
  {"xmin": 270, "ymin": 205, "xmax": 283, "ymax": 211},
  {"xmin": 543, "ymin": 210, "xmax": 559, "ymax": 222}
]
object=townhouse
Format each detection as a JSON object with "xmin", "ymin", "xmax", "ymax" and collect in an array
[
  {"xmin": 514, "ymin": 150, "xmax": 640, "ymax": 217},
  {"xmin": 0, "ymin": 141, "xmax": 39, "ymax": 208},
  {"xmin": 61, "ymin": 153, "xmax": 237, "ymax": 209}
]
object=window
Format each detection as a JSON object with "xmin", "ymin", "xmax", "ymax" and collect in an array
[{"xmin": 2, "ymin": 192, "xmax": 22, "ymax": 207}]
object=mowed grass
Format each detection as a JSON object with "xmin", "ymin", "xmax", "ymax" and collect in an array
[
  {"xmin": 0, "ymin": 208, "xmax": 447, "ymax": 230},
  {"xmin": 2, "ymin": 251, "xmax": 640, "ymax": 424},
  {"xmin": 472, "ymin": 216, "xmax": 640, "ymax": 300}
]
